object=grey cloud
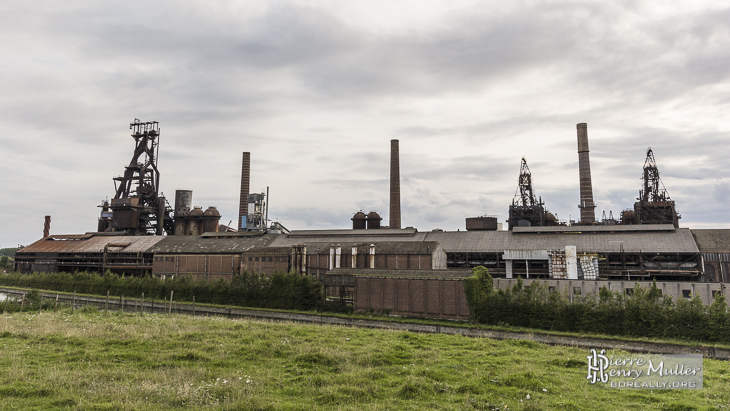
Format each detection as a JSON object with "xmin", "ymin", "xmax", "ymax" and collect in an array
[{"xmin": 3, "ymin": 1, "xmax": 730, "ymax": 247}]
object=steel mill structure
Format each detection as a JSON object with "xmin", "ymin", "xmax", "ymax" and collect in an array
[
  {"xmin": 96, "ymin": 119, "xmax": 174, "ymax": 236},
  {"xmin": 14, "ymin": 121, "xmax": 730, "ymax": 319},
  {"xmin": 507, "ymin": 158, "xmax": 558, "ymax": 230}
]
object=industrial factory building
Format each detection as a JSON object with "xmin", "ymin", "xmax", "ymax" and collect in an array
[{"xmin": 14, "ymin": 120, "xmax": 730, "ymax": 318}]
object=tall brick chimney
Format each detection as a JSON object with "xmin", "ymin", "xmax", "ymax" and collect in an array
[
  {"xmin": 43, "ymin": 215, "xmax": 51, "ymax": 238},
  {"xmin": 238, "ymin": 152, "xmax": 250, "ymax": 230},
  {"xmin": 389, "ymin": 139, "xmax": 401, "ymax": 229},
  {"xmin": 577, "ymin": 123, "xmax": 596, "ymax": 223}
]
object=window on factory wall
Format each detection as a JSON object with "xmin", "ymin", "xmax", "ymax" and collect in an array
[
  {"xmin": 573, "ymin": 287, "xmax": 581, "ymax": 296},
  {"xmin": 268, "ymin": 257, "xmax": 273, "ymax": 262},
  {"xmin": 712, "ymin": 290, "xmax": 723, "ymax": 298},
  {"xmin": 548, "ymin": 286, "xmax": 556, "ymax": 293},
  {"xmin": 682, "ymin": 289, "xmax": 692, "ymax": 299},
  {"xmin": 625, "ymin": 288, "xmax": 634, "ymax": 296},
  {"xmin": 705, "ymin": 264, "xmax": 716, "ymax": 282},
  {"xmin": 248, "ymin": 257, "xmax": 252, "ymax": 261},
  {"xmin": 255, "ymin": 257, "xmax": 259, "ymax": 262}
]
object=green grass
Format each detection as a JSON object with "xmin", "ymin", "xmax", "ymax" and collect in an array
[
  {"xmin": 6, "ymin": 285, "xmax": 729, "ymax": 352},
  {"xmin": 0, "ymin": 310, "xmax": 729, "ymax": 410}
]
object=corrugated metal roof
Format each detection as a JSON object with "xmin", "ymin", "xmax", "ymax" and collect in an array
[
  {"xmin": 270, "ymin": 232, "xmax": 429, "ymax": 248},
  {"xmin": 328, "ymin": 268, "xmax": 471, "ymax": 278},
  {"xmin": 691, "ymin": 229, "xmax": 730, "ymax": 253},
  {"xmin": 285, "ymin": 241, "xmax": 442, "ymax": 255},
  {"xmin": 422, "ymin": 231, "xmax": 510, "ymax": 252},
  {"xmin": 147, "ymin": 234, "xmax": 281, "ymax": 254},
  {"xmin": 424, "ymin": 229, "xmax": 699, "ymax": 254},
  {"xmin": 512, "ymin": 224, "xmax": 676, "ymax": 233},
  {"xmin": 18, "ymin": 226, "xmax": 701, "ymax": 257},
  {"xmin": 286, "ymin": 228, "xmax": 418, "ymax": 238},
  {"xmin": 201, "ymin": 231, "xmax": 265, "ymax": 238},
  {"xmin": 245, "ymin": 246, "xmax": 291, "ymax": 255},
  {"xmin": 18, "ymin": 234, "xmax": 164, "ymax": 254}
]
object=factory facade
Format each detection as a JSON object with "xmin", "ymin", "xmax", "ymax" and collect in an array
[
  {"xmin": 13, "ymin": 121, "xmax": 730, "ymax": 319},
  {"xmin": 15, "ymin": 224, "xmax": 730, "ymax": 318}
]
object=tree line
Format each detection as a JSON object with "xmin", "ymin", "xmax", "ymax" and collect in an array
[
  {"xmin": 0, "ymin": 270, "xmax": 327, "ymax": 312},
  {"xmin": 464, "ymin": 266, "xmax": 730, "ymax": 344}
]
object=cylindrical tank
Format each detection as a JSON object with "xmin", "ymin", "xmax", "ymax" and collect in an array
[
  {"xmin": 352, "ymin": 211, "xmax": 367, "ymax": 230},
  {"xmin": 366, "ymin": 211, "xmax": 382, "ymax": 229},
  {"xmin": 187, "ymin": 206, "xmax": 204, "ymax": 235},
  {"xmin": 203, "ymin": 206, "xmax": 221, "ymax": 233},
  {"xmin": 174, "ymin": 190, "xmax": 193, "ymax": 217},
  {"xmin": 174, "ymin": 219, "xmax": 186, "ymax": 236},
  {"xmin": 621, "ymin": 209, "xmax": 636, "ymax": 225},
  {"xmin": 546, "ymin": 212, "xmax": 558, "ymax": 226}
]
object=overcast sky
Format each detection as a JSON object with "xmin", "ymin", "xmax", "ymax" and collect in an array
[{"xmin": 2, "ymin": 0, "xmax": 729, "ymax": 248}]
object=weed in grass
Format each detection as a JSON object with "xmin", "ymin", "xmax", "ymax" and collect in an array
[
  {"xmin": 660, "ymin": 405, "xmax": 697, "ymax": 411},
  {"xmin": 0, "ymin": 382, "xmax": 53, "ymax": 398},
  {"xmin": 548, "ymin": 358, "xmax": 585, "ymax": 368}
]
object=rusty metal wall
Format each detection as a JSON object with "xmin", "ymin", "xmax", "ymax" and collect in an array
[{"xmin": 466, "ymin": 216, "xmax": 498, "ymax": 231}]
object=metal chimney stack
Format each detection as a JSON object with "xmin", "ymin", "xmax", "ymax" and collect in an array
[
  {"xmin": 389, "ymin": 139, "xmax": 401, "ymax": 229},
  {"xmin": 577, "ymin": 123, "xmax": 596, "ymax": 223},
  {"xmin": 238, "ymin": 152, "xmax": 251, "ymax": 230}
]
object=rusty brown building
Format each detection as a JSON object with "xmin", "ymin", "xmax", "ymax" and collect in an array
[
  {"xmin": 147, "ymin": 232, "xmax": 278, "ymax": 280},
  {"xmin": 14, "ymin": 233, "xmax": 163, "ymax": 275}
]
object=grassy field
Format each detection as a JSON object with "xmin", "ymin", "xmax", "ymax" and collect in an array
[{"xmin": 1, "ymin": 309, "xmax": 729, "ymax": 410}]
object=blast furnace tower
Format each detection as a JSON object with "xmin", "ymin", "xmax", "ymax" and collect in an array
[
  {"xmin": 508, "ymin": 158, "xmax": 556, "ymax": 229},
  {"xmin": 623, "ymin": 148, "xmax": 680, "ymax": 227},
  {"xmin": 98, "ymin": 119, "xmax": 173, "ymax": 235}
]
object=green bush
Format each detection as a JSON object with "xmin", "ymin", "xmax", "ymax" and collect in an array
[
  {"xmin": 0, "ymin": 270, "xmax": 325, "ymax": 312},
  {"xmin": 463, "ymin": 266, "xmax": 730, "ymax": 344}
]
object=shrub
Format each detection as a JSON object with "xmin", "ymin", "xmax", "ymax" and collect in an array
[
  {"xmin": 462, "ymin": 267, "xmax": 730, "ymax": 344},
  {"xmin": 0, "ymin": 270, "xmax": 325, "ymax": 312}
]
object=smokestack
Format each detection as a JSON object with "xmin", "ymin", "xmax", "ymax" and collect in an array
[
  {"xmin": 238, "ymin": 152, "xmax": 251, "ymax": 230},
  {"xmin": 43, "ymin": 215, "xmax": 51, "ymax": 238},
  {"xmin": 577, "ymin": 123, "xmax": 596, "ymax": 223},
  {"xmin": 389, "ymin": 139, "xmax": 401, "ymax": 229}
]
